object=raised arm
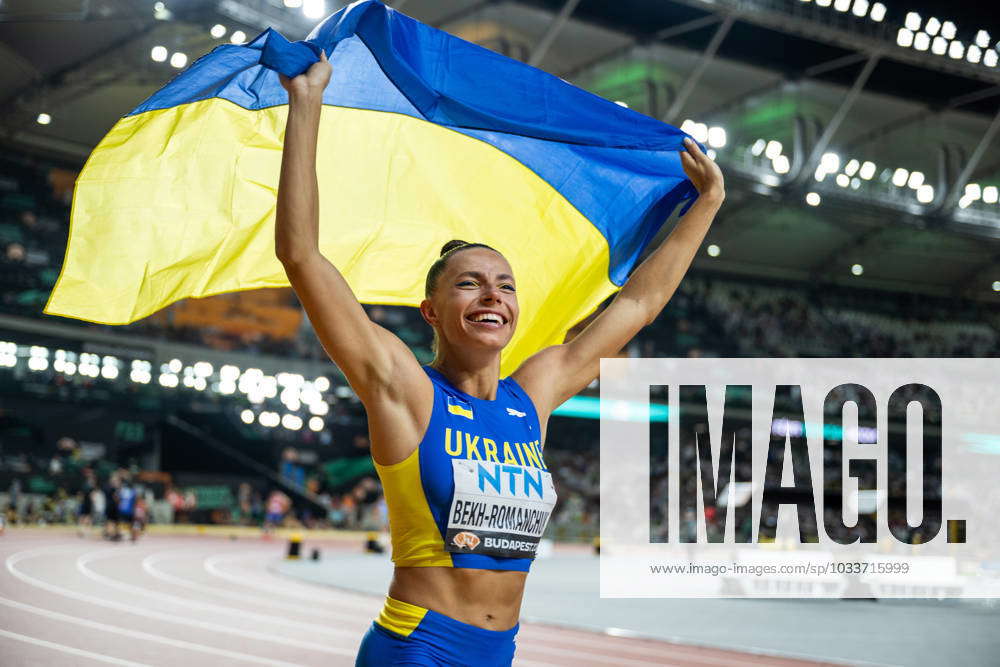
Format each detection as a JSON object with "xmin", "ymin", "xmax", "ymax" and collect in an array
[
  {"xmin": 514, "ymin": 137, "xmax": 724, "ymax": 418},
  {"xmin": 274, "ymin": 54, "xmax": 429, "ymax": 448}
]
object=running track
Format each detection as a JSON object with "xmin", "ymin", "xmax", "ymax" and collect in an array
[{"xmin": 0, "ymin": 530, "xmax": 833, "ymax": 666}]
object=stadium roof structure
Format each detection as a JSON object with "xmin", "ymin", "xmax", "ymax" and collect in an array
[{"xmin": 0, "ymin": 0, "xmax": 999, "ymax": 301}]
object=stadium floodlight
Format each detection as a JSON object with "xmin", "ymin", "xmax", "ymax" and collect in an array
[
  {"xmin": 984, "ymin": 186, "xmax": 999, "ymax": 204},
  {"xmin": 851, "ymin": 177, "xmax": 861, "ymax": 190},
  {"xmin": 230, "ymin": 30, "xmax": 246, "ymax": 44},
  {"xmin": 194, "ymin": 361, "xmax": 213, "ymax": 377},
  {"xmin": 914, "ymin": 33, "xmax": 930, "ymax": 51},
  {"xmin": 614, "ymin": 100, "xmax": 628, "ymax": 108},
  {"xmin": 28, "ymin": 357, "xmax": 48, "ymax": 371},
  {"xmin": 159, "ymin": 373, "xmax": 179, "ymax": 388},
  {"xmin": 765, "ymin": 140, "xmax": 783, "ymax": 159},
  {"xmin": 821, "ymin": 152, "xmax": 840, "ymax": 172},
  {"xmin": 750, "ymin": 139, "xmax": 766, "ymax": 156},
  {"xmin": 309, "ymin": 417, "xmax": 324, "ymax": 432},
  {"xmin": 151, "ymin": 46, "xmax": 168, "ymax": 62},
  {"xmin": 707, "ymin": 244, "xmax": 721, "ymax": 257},
  {"xmin": 968, "ymin": 45, "xmax": 983, "ymax": 63},
  {"xmin": 941, "ymin": 21, "xmax": 956, "ymax": 40},
  {"xmin": 282, "ymin": 414, "xmax": 303, "ymax": 431},
  {"xmin": 916, "ymin": 184, "xmax": 935, "ymax": 203},
  {"xmin": 210, "ymin": 24, "xmax": 226, "ymax": 38},
  {"xmin": 931, "ymin": 37, "xmax": 947, "ymax": 55},
  {"xmin": 101, "ymin": 365, "xmax": 119, "ymax": 380},
  {"xmin": 707, "ymin": 126, "xmax": 727, "ymax": 148},
  {"xmin": 851, "ymin": 0, "xmax": 868, "ymax": 18},
  {"xmin": 959, "ymin": 195, "xmax": 973, "ymax": 209},
  {"xmin": 948, "ymin": 41, "xmax": 964, "ymax": 60},
  {"xmin": 303, "ymin": 0, "xmax": 325, "ymax": 19},
  {"xmin": 976, "ymin": 30, "xmax": 991, "ymax": 48},
  {"xmin": 241, "ymin": 409, "xmax": 255, "ymax": 424},
  {"xmin": 859, "ymin": 161, "xmax": 876, "ymax": 180},
  {"xmin": 836, "ymin": 174, "xmax": 850, "ymax": 187},
  {"xmin": 806, "ymin": 192, "xmax": 821, "ymax": 206},
  {"xmin": 925, "ymin": 17, "xmax": 941, "ymax": 36},
  {"xmin": 834, "ymin": 0, "xmax": 851, "ymax": 12},
  {"xmin": 314, "ymin": 376, "xmax": 330, "ymax": 392},
  {"xmin": 869, "ymin": 2, "xmax": 886, "ymax": 21},
  {"xmin": 966, "ymin": 183, "xmax": 982, "ymax": 200},
  {"xmin": 897, "ymin": 28, "xmax": 914, "ymax": 48},
  {"xmin": 907, "ymin": 171, "xmax": 925, "ymax": 189},
  {"xmin": 36, "ymin": 113, "xmax": 51, "ymax": 125},
  {"xmin": 193, "ymin": 377, "xmax": 207, "ymax": 391},
  {"xmin": 65, "ymin": 361, "xmax": 77, "ymax": 376},
  {"xmin": 168, "ymin": 358, "xmax": 182, "ymax": 373},
  {"xmin": 691, "ymin": 123, "xmax": 709, "ymax": 144},
  {"xmin": 844, "ymin": 159, "xmax": 860, "ymax": 176},
  {"xmin": 814, "ymin": 166, "xmax": 828, "ymax": 181},
  {"xmin": 772, "ymin": 155, "xmax": 790, "ymax": 174},
  {"xmin": 706, "ymin": 149, "xmax": 717, "ymax": 161},
  {"xmin": 993, "ymin": 281, "xmax": 1000, "ymax": 292},
  {"xmin": 817, "ymin": 0, "xmax": 831, "ymax": 6},
  {"xmin": 309, "ymin": 400, "xmax": 330, "ymax": 416},
  {"xmin": 892, "ymin": 168, "xmax": 909, "ymax": 187},
  {"xmin": 851, "ymin": 264, "xmax": 864, "ymax": 276},
  {"xmin": 904, "ymin": 12, "xmax": 921, "ymax": 32},
  {"xmin": 986, "ymin": 51, "xmax": 999, "ymax": 68}
]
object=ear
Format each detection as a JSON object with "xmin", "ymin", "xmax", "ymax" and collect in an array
[{"xmin": 419, "ymin": 298, "xmax": 438, "ymax": 327}]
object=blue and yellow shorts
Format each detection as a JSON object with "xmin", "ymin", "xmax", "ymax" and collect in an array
[{"xmin": 355, "ymin": 596, "xmax": 518, "ymax": 667}]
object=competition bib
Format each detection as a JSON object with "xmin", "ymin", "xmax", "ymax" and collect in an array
[{"xmin": 445, "ymin": 459, "xmax": 557, "ymax": 558}]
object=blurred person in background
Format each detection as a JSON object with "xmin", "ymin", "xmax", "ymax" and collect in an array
[
  {"xmin": 102, "ymin": 472, "xmax": 121, "ymax": 540},
  {"xmin": 117, "ymin": 475, "xmax": 139, "ymax": 542},
  {"xmin": 264, "ymin": 488, "xmax": 291, "ymax": 533}
]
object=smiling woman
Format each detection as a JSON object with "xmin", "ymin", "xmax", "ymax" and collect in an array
[
  {"xmin": 421, "ymin": 241, "xmax": 518, "ymax": 363},
  {"xmin": 274, "ymin": 24, "xmax": 723, "ymax": 666}
]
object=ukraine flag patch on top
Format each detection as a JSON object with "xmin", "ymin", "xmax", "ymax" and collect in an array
[{"xmin": 447, "ymin": 396, "xmax": 474, "ymax": 420}]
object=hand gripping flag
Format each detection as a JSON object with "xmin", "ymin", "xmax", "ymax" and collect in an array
[{"xmin": 45, "ymin": 0, "xmax": 698, "ymax": 375}]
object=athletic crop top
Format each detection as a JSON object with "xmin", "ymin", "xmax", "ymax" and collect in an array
[{"xmin": 373, "ymin": 366, "xmax": 557, "ymax": 572}]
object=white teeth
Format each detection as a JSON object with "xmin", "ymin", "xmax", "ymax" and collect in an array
[{"xmin": 471, "ymin": 313, "xmax": 503, "ymax": 324}]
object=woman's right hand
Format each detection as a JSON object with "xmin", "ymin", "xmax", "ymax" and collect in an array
[{"xmin": 278, "ymin": 49, "xmax": 332, "ymax": 102}]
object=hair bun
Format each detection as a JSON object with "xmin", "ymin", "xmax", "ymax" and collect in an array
[{"xmin": 440, "ymin": 239, "xmax": 469, "ymax": 256}]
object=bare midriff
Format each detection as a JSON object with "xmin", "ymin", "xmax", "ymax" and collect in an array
[{"xmin": 388, "ymin": 565, "xmax": 527, "ymax": 631}]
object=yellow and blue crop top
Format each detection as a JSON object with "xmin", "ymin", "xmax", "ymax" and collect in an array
[{"xmin": 373, "ymin": 366, "xmax": 557, "ymax": 572}]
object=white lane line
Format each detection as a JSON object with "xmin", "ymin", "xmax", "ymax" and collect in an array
[
  {"xmin": 0, "ymin": 627, "xmax": 149, "ymax": 666},
  {"xmin": 142, "ymin": 550, "xmax": 361, "ymax": 622},
  {"xmin": 0, "ymin": 596, "xmax": 301, "ymax": 667},
  {"xmin": 76, "ymin": 548, "xmax": 361, "ymax": 638},
  {"xmin": 204, "ymin": 553, "xmax": 376, "ymax": 611},
  {"xmin": 6, "ymin": 547, "xmax": 356, "ymax": 657}
]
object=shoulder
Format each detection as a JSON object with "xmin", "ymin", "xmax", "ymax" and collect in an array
[{"xmin": 510, "ymin": 345, "xmax": 568, "ymax": 420}]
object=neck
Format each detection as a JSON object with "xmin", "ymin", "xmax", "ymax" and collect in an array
[{"xmin": 430, "ymin": 347, "xmax": 502, "ymax": 400}]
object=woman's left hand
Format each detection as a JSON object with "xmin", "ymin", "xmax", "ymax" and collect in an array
[{"xmin": 681, "ymin": 137, "xmax": 725, "ymax": 201}]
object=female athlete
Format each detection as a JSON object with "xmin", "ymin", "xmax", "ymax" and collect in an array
[{"xmin": 276, "ymin": 51, "xmax": 724, "ymax": 667}]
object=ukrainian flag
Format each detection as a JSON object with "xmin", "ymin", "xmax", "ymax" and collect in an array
[{"xmin": 45, "ymin": 0, "xmax": 698, "ymax": 375}]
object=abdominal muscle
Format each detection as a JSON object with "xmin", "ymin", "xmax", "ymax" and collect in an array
[{"xmin": 388, "ymin": 565, "xmax": 527, "ymax": 631}]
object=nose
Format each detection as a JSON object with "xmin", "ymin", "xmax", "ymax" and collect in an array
[{"xmin": 481, "ymin": 286, "xmax": 504, "ymax": 304}]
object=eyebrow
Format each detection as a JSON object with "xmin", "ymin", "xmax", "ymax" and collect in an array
[{"xmin": 455, "ymin": 271, "xmax": 515, "ymax": 283}]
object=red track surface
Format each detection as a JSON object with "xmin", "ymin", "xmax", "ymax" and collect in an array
[{"xmin": 0, "ymin": 530, "xmax": 834, "ymax": 666}]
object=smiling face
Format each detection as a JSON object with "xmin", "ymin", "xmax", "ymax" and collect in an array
[{"xmin": 421, "ymin": 247, "xmax": 518, "ymax": 353}]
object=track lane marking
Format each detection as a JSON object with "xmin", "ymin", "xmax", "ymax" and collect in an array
[{"xmin": 0, "ymin": 627, "xmax": 150, "ymax": 666}]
